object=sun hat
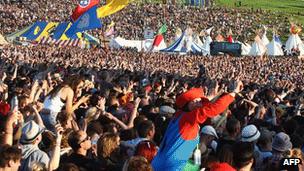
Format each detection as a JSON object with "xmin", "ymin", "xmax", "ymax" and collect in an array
[
  {"xmin": 20, "ymin": 121, "xmax": 45, "ymax": 144},
  {"xmin": 272, "ymin": 132, "xmax": 292, "ymax": 152},
  {"xmin": 159, "ymin": 106, "xmax": 176, "ymax": 115},
  {"xmin": 176, "ymin": 88, "xmax": 204, "ymax": 109},
  {"xmin": 241, "ymin": 124, "xmax": 260, "ymax": 142},
  {"xmin": 201, "ymin": 125, "xmax": 218, "ymax": 139}
]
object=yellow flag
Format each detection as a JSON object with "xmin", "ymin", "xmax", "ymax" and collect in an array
[
  {"xmin": 60, "ymin": 23, "xmax": 83, "ymax": 40},
  {"xmin": 97, "ymin": 0, "xmax": 129, "ymax": 18},
  {"xmin": 35, "ymin": 22, "xmax": 58, "ymax": 41}
]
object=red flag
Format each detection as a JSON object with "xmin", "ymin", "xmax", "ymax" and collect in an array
[{"xmin": 71, "ymin": 0, "xmax": 100, "ymax": 22}]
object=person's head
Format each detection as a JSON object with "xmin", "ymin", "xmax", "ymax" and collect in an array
[
  {"xmin": 175, "ymin": 88, "xmax": 204, "ymax": 111},
  {"xmin": 97, "ymin": 132, "xmax": 120, "ymax": 158},
  {"xmin": 134, "ymin": 140, "xmax": 158, "ymax": 163},
  {"xmin": 257, "ymin": 129, "xmax": 273, "ymax": 150},
  {"xmin": 68, "ymin": 130, "xmax": 91, "ymax": 154},
  {"xmin": 40, "ymin": 130, "xmax": 56, "ymax": 153},
  {"xmin": 272, "ymin": 132, "xmax": 292, "ymax": 153},
  {"xmin": 226, "ymin": 118, "xmax": 241, "ymax": 138},
  {"xmin": 233, "ymin": 142, "xmax": 254, "ymax": 170},
  {"xmin": 49, "ymin": 75, "xmax": 84, "ymax": 98},
  {"xmin": 134, "ymin": 115, "xmax": 148, "ymax": 130},
  {"xmin": 0, "ymin": 145, "xmax": 21, "ymax": 170},
  {"xmin": 20, "ymin": 120, "xmax": 45, "ymax": 145},
  {"xmin": 200, "ymin": 125, "xmax": 218, "ymax": 145},
  {"xmin": 136, "ymin": 120, "xmax": 155, "ymax": 140},
  {"xmin": 241, "ymin": 124, "xmax": 260, "ymax": 143},
  {"xmin": 122, "ymin": 156, "xmax": 153, "ymax": 171},
  {"xmin": 217, "ymin": 144, "xmax": 234, "ymax": 166},
  {"xmin": 66, "ymin": 75, "xmax": 85, "ymax": 98},
  {"xmin": 57, "ymin": 163, "xmax": 80, "ymax": 171}
]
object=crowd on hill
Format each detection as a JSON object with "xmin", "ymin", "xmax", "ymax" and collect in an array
[
  {"xmin": 0, "ymin": 44, "xmax": 304, "ymax": 171},
  {"xmin": 0, "ymin": 1, "xmax": 299, "ymax": 43}
]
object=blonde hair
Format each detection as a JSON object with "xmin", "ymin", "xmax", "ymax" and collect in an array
[
  {"xmin": 287, "ymin": 148, "xmax": 304, "ymax": 159},
  {"xmin": 122, "ymin": 156, "xmax": 153, "ymax": 171},
  {"xmin": 30, "ymin": 162, "xmax": 47, "ymax": 171},
  {"xmin": 97, "ymin": 133, "xmax": 119, "ymax": 158}
]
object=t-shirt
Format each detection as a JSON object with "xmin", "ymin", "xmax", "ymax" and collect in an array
[
  {"xmin": 60, "ymin": 152, "xmax": 94, "ymax": 171},
  {"xmin": 20, "ymin": 144, "xmax": 50, "ymax": 171}
]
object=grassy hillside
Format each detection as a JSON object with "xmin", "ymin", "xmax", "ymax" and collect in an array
[
  {"xmin": 134, "ymin": 0, "xmax": 304, "ymax": 25},
  {"xmin": 215, "ymin": 0, "xmax": 304, "ymax": 25}
]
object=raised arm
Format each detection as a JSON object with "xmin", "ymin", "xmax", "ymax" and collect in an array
[
  {"xmin": 48, "ymin": 124, "xmax": 63, "ymax": 171},
  {"xmin": 195, "ymin": 81, "xmax": 243, "ymax": 123}
]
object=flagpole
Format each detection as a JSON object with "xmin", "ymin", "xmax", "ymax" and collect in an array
[{"xmin": 101, "ymin": 30, "xmax": 108, "ymax": 54}]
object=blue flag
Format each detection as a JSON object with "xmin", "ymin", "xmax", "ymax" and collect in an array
[
  {"xmin": 65, "ymin": 6, "xmax": 102, "ymax": 37},
  {"xmin": 20, "ymin": 21, "xmax": 48, "ymax": 40},
  {"xmin": 52, "ymin": 22, "xmax": 69, "ymax": 40}
]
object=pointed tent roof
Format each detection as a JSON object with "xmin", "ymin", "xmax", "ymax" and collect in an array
[
  {"xmin": 261, "ymin": 33, "xmax": 270, "ymax": 46},
  {"xmin": 236, "ymin": 41, "xmax": 251, "ymax": 56},
  {"xmin": 160, "ymin": 32, "xmax": 207, "ymax": 54},
  {"xmin": 266, "ymin": 34, "xmax": 284, "ymax": 56},
  {"xmin": 285, "ymin": 34, "xmax": 304, "ymax": 55},
  {"xmin": 151, "ymin": 34, "xmax": 167, "ymax": 52},
  {"xmin": 249, "ymin": 35, "xmax": 266, "ymax": 56},
  {"xmin": 0, "ymin": 34, "xmax": 8, "ymax": 45}
]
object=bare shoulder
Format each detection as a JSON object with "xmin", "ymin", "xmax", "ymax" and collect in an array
[{"xmin": 61, "ymin": 86, "xmax": 74, "ymax": 97}]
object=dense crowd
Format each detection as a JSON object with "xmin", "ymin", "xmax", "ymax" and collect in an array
[{"xmin": 0, "ymin": 44, "xmax": 304, "ymax": 171}]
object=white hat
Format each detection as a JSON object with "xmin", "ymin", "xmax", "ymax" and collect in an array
[
  {"xmin": 201, "ymin": 125, "xmax": 218, "ymax": 139},
  {"xmin": 241, "ymin": 124, "xmax": 260, "ymax": 142},
  {"xmin": 159, "ymin": 106, "xmax": 176, "ymax": 115},
  {"xmin": 21, "ymin": 121, "xmax": 45, "ymax": 144},
  {"xmin": 272, "ymin": 132, "xmax": 292, "ymax": 152}
]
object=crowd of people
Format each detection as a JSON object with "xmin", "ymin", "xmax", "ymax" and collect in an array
[
  {"xmin": 1, "ymin": 1, "xmax": 304, "ymax": 171},
  {"xmin": 0, "ymin": 43, "xmax": 304, "ymax": 171}
]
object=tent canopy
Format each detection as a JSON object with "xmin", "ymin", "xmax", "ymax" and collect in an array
[
  {"xmin": 160, "ymin": 32, "xmax": 208, "ymax": 54},
  {"xmin": 0, "ymin": 34, "xmax": 8, "ymax": 45}
]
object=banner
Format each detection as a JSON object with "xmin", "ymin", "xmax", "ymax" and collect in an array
[{"xmin": 210, "ymin": 42, "xmax": 242, "ymax": 57}]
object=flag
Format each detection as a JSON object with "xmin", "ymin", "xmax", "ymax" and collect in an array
[
  {"xmin": 152, "ymin": 24, "xmax": 167, "ymax": 51},
  {"xmin": 97, "ymin": 0, "xmax": 129, "ymax": 18},
  {"xmin": 65, "ymin": 6, "xmax": 102, "ymax": 37},
  {"xmin": 71, "ymin": 0, "xmax": 100, "ymax": 22},
  {"xmin": 151, "ymin": 34, "xmax": 166, "ymax": 51},
  {"xmin": 157, "ymin": 24, "xmax": 167, "ymax": 34},
  {"xmin": 104, "ymin": 21, "xmax": 115, "ymax": 37},
  {"xmin": 20, "ymin": 21, "xmax": 48, "ymax": 40}
]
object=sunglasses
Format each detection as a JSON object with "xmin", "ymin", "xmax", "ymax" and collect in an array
[{"xmin": 79, "ymin": 136, "xmax": 91, "ymax": 144}]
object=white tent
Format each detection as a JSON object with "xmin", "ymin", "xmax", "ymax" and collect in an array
[
  {"xmin": 238, "ymin": 42, "xmax": 251, "ymax": 56},
  {"xmin": 249, "ymin": 36, "xmax": 266, "ymax": 56},
  {"xmin": 266, "ymin": 34, "xmax": 284, "ymax": 56},
  {"xmin": 151, "ymin": 34, "xmax": 167, "ymax": 52},
  {"xmin": 285, "ymin": 34, "xmax": 304, "ymax": 55},
  {"xmin": 160, "ymin": 32, "xmax": 208, "ymax": 54},
  {"xmin": 261, "ymin": 25, "xmax": 270, "ymax": 46},
  {"xmin": 109, "ymin": 37, "xmax": 154, "ymax": 52},
  {"xmin": 202, "ymin": 35, "xmax": 212, "ymax": 56},
  {"xmin": 0, "ymin": 34, "xmax": 8, "ymax": 45},
  {"xmin": 261, "ymin": 33, "xmax": 270, "ymax": 46}
]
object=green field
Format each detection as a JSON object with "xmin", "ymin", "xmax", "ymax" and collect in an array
[
  {"xmin": 135, "ymin": 0, "xmax": 304, "ymax": 25},
  {"xmin": 215, "ymin": 0, "xmax": 304, "ymax": 25}
]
